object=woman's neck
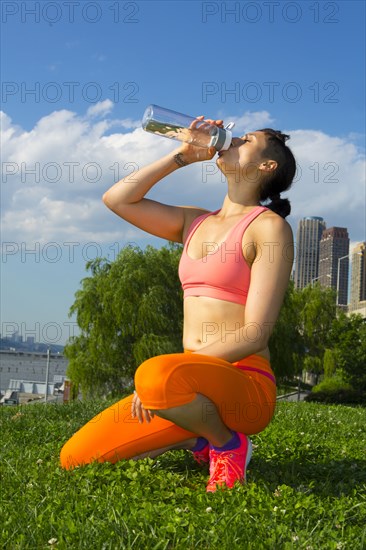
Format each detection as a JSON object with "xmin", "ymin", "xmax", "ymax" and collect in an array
[{"xmin": 218, "ymin": 194, "xmax": 261, "ymax": 218}]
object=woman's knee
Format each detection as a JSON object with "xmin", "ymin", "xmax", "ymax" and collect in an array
[
  {"xmin": 134, "ymin": 353, "xmax": 188, "ymax": 407},
  {"xmin": 60, "ymin": 438, "xmax": 83, "ymax": 470},
  {"xmin": 135, "ymin": 354, "xmax": 177, "ymax": 392}
]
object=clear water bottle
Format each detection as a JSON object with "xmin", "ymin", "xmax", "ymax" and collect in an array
[{"xmin": 142, "ymin": 104, "xmax": 235, "ymax": 151}]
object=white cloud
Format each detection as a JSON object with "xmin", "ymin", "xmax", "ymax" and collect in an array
[
  {"xmin": 221, "ymin": 110, "xmax": 275, "ymax": 134},
  {"xmin": 107, "ymin": 118, "xmax": 141, "ymax": 130},
  {"xmin": 86, "ymin": 99, "xmax": 114, "ymax": 118},
  {"xmin": 284, "ymin": 129, "xmax": 365, "ymax": 237},
  {"xmin": 1, "ymin": 104, "xmax": 365, "ymax": 249}
]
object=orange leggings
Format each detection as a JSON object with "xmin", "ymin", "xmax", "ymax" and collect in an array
[{"xmin": 60, "ymin": 353, "xmax": 276, "ymax": 470}]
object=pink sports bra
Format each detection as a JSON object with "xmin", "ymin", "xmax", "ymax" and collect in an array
[{"xmin": 178, "ymin": 206, "xmax": 269, "ymax": 305}]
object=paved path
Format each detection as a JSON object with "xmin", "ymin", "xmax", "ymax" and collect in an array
[{"xmin": 277, "ymin": 391, "xmax": 310, "ymax": 402}]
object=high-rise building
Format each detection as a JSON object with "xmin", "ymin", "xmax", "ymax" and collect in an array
[
  {"xmin": 294, "ymin": 217, "xmax": 326, "ymax": 289},
  {"xmin": 318, "ymin": 227, "xmax": 350, "ymax": 305},
  {"xmin": 349, "ymin": 242, "xmax": 366, "ymax": 315}
]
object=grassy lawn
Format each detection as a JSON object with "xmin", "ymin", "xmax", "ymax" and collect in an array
[{"xmin": 1, "ymin": 399, "xmax": 365, "ymax": 549}]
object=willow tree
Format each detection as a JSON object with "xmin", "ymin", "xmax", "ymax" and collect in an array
[{"xmin": 65, "ymin": 243, "xmax": 183, "ymax": 398}]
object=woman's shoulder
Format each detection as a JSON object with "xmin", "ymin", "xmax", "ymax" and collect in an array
[
  {"xmin": 252, "ymin": 208, "xmax": 293, "ymax": 241},
  {"xmin": 181, "ymin": 207, "xmax": 212, "ymax": 244}
]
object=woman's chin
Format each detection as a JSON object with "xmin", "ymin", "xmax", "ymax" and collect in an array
[
  {"xmin": 216, "ymin": 156, "xmax": 225, "ymax": 172},
  {"xmin": 216, "ymin": 156, "xmax": 232, "ymax": 173}
]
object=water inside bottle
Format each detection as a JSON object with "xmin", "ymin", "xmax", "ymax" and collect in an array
[{"xmin": 143, "ymin": 118, "xmax": 216, "ymax": 148}]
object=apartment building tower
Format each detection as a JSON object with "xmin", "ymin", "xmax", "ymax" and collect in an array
[
  {"xmin": 349, "ymin": 242, "xmax": 366, "ymax": 315},
  {"xmin": 294, "ymin": 216, "xmax": 326, "ymax": 289},
  {"xmin": 318, "ymin": 227, "xmax": 350, "ymax": 305}
]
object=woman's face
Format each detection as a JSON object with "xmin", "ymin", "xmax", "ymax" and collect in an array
[{"xmin": 217, "ymin": 131, "xmax": 274, "ymax": 181}]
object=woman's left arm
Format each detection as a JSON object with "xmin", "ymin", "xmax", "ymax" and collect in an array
[{"xmin": 193, "ymin": 215, "xmax": 294, "ymax": 362}]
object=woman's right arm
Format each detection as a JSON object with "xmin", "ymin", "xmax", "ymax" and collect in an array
[
  {"xmin": 102, "ymin": 118, "xmax": 222, "ymax": 243},
  {"xmin": 103, "ymin": 149, "xmax": 189, "ymax": 242}
]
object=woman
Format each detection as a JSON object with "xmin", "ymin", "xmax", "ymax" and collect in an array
[{"xmin": 60, "ymin": 117, "xmax": 296, "ymax": 493}]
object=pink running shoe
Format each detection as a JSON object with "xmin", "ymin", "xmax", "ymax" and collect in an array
[
  {"xmin": 206, "ymin": 433, "xmax": 252, "ymax": 493},
  {"xmin": 192, "ymin": 443, "xmax": 209, "ymax": 466}
]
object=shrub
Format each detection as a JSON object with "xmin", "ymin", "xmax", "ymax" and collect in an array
[
  {"xmin": 305, "ymin": 389, "xmax": 366, "ymax": 405},
  {"xmin": 312, "ymin": 375, "xmax": 352, "ymax": 394}
]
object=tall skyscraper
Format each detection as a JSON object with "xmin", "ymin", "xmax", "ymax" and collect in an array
[
  {"xmin": 349, "ymin": 242, "xmax": 366, "ymax": 315},
  {"xmin": 294, "ymin": 217, "xmax": 326, "ymax": 289},
  {"xmin": 318, "ymin": 227, "xmax": 350, "ymax": 305}
]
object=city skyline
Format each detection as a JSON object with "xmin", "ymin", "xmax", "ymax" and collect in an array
[
  {"xmin": 0, "ymin": 330, "xmax": 65, "ymax": 354},
  {"xmin": 294, "ymin": 212, "xmax": 365, "ymax": 313}
]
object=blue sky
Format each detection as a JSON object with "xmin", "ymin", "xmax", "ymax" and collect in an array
[{"xmin": 1, "ymin": 0, "xmax": 365, "ymax": 345}]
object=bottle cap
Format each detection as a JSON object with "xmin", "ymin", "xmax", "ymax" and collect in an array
[
  {"xmin": 224, "ymin": 122, "xmax": 235, "ymax": 131},
  {"xmin": 214, "ymin": 126, "xmax": 233, "ymax": 151}
]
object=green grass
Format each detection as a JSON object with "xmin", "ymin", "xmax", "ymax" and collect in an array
[{"xmin": 1, "ymin": 399, "xmax": 365, "ymax": 550}]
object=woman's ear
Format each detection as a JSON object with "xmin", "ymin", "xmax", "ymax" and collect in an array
[{"xmin": 258, "ymin": 160, "xmax": 277, "ymax": 173}]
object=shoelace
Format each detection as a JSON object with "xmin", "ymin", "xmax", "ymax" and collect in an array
[{"xmin": 208, "ymin": 451, "xmax": 244, "ymax": 486}]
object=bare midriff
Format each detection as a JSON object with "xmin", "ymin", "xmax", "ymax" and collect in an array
[{"xmin": 182, "ymin": 295, "xmax": 270, "ymax": 361}]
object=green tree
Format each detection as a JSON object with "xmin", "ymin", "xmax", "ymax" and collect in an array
[
  {"xmin": 269, "ymin": 283, "xmax": 339, "ymax": 383},
  {"xmin": 323, "ymin": 348, "xmax": 338, "ymax": 379},
  {"xmin": 299, "ymin": 283, "xmax": 337, "ymax": 358},
  {"xmin": 268, "ymin": 281, "xmax": 305, "ymax": 380},
  {"xmin": 328, "ymin": 312, "xmax": 366, "ymax": 391},
  {"xmin": 65, "ymin": 243, "xmax": 183, "ymax": 398},
  {"xmin": 292, "ymin": 283, "xmax": 337, "ymax": 383}
]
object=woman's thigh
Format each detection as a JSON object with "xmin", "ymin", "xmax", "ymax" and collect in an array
[{"xmin": 135, "ymin": 353, "xmax": 276, "ymax": 435}]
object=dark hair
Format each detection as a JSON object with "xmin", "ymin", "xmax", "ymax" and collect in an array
[{"xmin": 256, "ymin": 128, "xmax": 296, "ymax": 218}]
